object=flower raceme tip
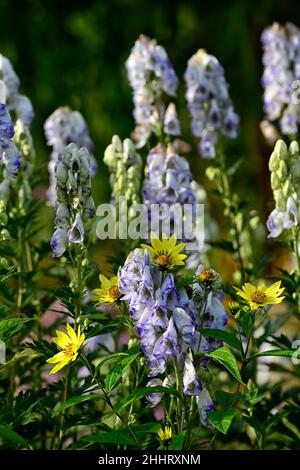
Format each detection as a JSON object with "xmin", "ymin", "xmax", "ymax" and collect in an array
[
  {"xmin": 141, "ymin": 232, "xmax": 187, "ymax": 271},
  {"xmin": 92, "ymin": 274, "xmax": 122, "ymax": 304},
  {"xmin": 46, "ymin": 323, "xmax": 85, "ymax": 374},
  {"xmin": 234, "ymin": 281, "xmax": 285, "ymax": 310}
]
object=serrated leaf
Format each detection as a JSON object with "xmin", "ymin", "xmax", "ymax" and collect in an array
[
  {"xmin": 202, "ymin": 328, "xmax": 243, "ymax": 353},
  {"xmin": 207, "ymin": 347, "xmax": 244, "ymax": 384},
  {"xmin": 105, "ymin": 353, "xmax": 140, "ymax": 393},
  {"xmin": 207, "ymin": 409, "xmax": 237, "ymax": 434},
  {"xmin": 169, "ymin": 431, "xmax": 186, "ymax": 450}
]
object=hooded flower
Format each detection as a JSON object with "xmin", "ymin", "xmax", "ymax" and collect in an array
[
  {"xmin": 196, "ymin": 388, "xmax": 215, "ymax": 427},
  {"xmin": 67, "ymin": 213, "xmax": 84, "ymax": 244},
  {"xmin": 183, "ymin": 357, "xmax": 203, "ymax": 395}
]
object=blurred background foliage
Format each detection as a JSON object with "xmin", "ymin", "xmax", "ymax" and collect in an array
[{"xmin": 1, "ymin": 0, "xmax": 300, "ymax": 229}]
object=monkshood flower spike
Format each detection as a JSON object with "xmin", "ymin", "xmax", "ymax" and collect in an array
[
  {"xmin": 50, "ymin": 143, "xmax": 95, "ymax": 258},
  {"xmin": 267, "ymin": 139, "xmax": 300, "ymax": 238},
  {"xmin": 261, "ymin": 22, "xmax": 300, "ymax": 138},
  {"xmin": 45, "ymin": 107, "xmax": 98, "ymax": 205},
  {"xmin": 0, "ymin": 103, "xmax": 21, "ymax": 180},
  {"xmin": 184, "ymin": 48, "xmax": 239, "ymax": 158},
  {"xmin": 0, "ymin": 54, "xmax": 34, "ymax": 127},
  {"xmin": 119, "ymin": 240, "xmax": 227, "ymax": 426},
  {"xmin": 126, "ymin": 34, "xmax": 179, "ymax": 148}
]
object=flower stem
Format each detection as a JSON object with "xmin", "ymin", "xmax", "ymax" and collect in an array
[{"xmin": 80, "ymin": 353, "xmax": 141, "ymax": 449}]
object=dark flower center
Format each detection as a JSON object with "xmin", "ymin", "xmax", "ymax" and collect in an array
[
  {"xmin": 108, "ymin": 285, "xmax": 122, "ymax": 301},
  {"xmin": 250, "ymin": 290, "xmax": 267, "ymax": 304},
  {"xmin": 155, "ymin": 254, "xmax": 172, "ymax": 270},
  {"xmin": 197, "ymin": 269, "xmax": 214, "ymax": 284}
]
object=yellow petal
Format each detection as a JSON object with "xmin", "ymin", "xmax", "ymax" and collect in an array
[
  {"xmin": 49, "ymin": 359, "xmax": 70, "ymax": 374},
  {"xmin": 54, "ymin": 330, "xmax": 70, "ymax": 348},
  {"xmin": 67, "ymin": 323, "xmax": 78, "ymax": 344},
  {"xmin": 46, "ymin": 351, "xmax": 67, "ymax": 364},
  {"xmin": 99, "ymin": 274, "xmax": 111, "ymax": 289}
]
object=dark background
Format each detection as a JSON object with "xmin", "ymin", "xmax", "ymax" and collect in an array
[{"xmin": 1, "ymin": 0, "xmax": 299, "ymax": 216}]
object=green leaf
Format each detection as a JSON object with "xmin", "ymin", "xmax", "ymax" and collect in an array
[
  {"xmin": 241, "ymin": 311, "xmax": 253, "ymax": 338},
  {"xmin": 169, "ymin": 431, "xmax": 186, "ymax": 450},
  {"xmin": 0, "ymin": 318, "xmax": 34, "ymax": 341},
  {"xmin": 207, "ymin": 409, "xmax": 237, "ymax": 434},
  {"xmin": 0, "ymin": 425, "xmax": 30, "ymax": 448},
  {"xmin": 106, "ymin": 386, "xmax": 179, "ymax": 417},
  {"xmin": 105, "ymin": 353, "xmax": 140, "ymax": 393},
  {"xmin": 202, "ymin": 328, "xmax": 243, "ymax": 353},
  {"xmin": 53, "ymin": 394, "xmax": 104, "ymax": 416},
  {"xmin": 85, "ymin": 429, "xmax": 136, "ymax": 445},
  {"xmin": 215, "ymin": 390, "xmax": 241, "ymax": 410},
  {"xmin": 85, "ymin": 422, "xmax": 161, "ymax": 446},
  {"xmin": 247, "ymin": 349, "xmax": 296, "ymax": 361},
  {"xmin": 207, "ymin": 347, "xmax": 244, "ymax": 384}
]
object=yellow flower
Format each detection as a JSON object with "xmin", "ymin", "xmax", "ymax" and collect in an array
[
  {"xmin": 157, "ymin": 426, "xmax": 173, "ymax": 442},
  {"xmin": 234, "ymin": 281, "xmax": 285, "ymax": 310},
  {"xmin": 141, "ymin": 232, "xmax": 186, "ymax": 271},
  {"xmin": 46, "ymin": 323, "xmax": 85, "ymax": 374},
  {"xmin": 92, "ymin": 274, "xmax": 122, "ymax": 304}
]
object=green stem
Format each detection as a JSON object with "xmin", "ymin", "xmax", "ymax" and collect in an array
[
  {"xmin": 80, "ymin": 354, "xmax": 141, "ymax": 449},
  {"xmin": 218, "ymin": 149, "xmax": 246, "ymax": 282},
  {"xmin": 57, "ymin": 367, "xmax": 72, "ymax": 449}
]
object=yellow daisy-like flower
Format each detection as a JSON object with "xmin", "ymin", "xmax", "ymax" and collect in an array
[
  {"xmin": 157, "ymin": 426, "xmax": 173, "ymax": 442},
  {"xmin": 141, "ymin": 232, "xmax": 186, "ymax": 271},
  {"xmin": 46, "ymin": 323, "xmax": 85, "ymax": 374},
  {"xmin": 92, "ymin": 274, "xmax": 122, "ymax": 304},
  {"xmin": 234, "ymin": 281, "xmax": 285, "ymax": 310}
]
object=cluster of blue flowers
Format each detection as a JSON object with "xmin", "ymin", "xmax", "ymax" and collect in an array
[
  {"xmin": 0, "ymin": 53, "xmax": 34, "ymax": 192},
  {"xmin": 0, "ymin": 104, "xmax": 20, "ymax": 182},
  {"xmin": 184, "ymin": 49, "xmax": 239, "ymax": 159},
  {"xmin": 261, "ymin": 22, "xmax": 300, "ymax": 137},
  {"xmin": 50, "ymin": 143, "xmax": 95, "ymax": 258},
  {"xmin": 126, "ymin": 35, "xmax": 180, "ymax": 148},
  {"xmin": 44, "ymin": 107, "xmax": 97, "ymax": 205},
  {"xmin": 119, "ymin": 249, "xmax": 227, "ymax": 425},
  {"xmin": 0, "ymin": 53, "xmax": 34, "ymax": 127}
]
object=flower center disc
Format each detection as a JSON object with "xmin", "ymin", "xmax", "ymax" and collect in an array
[
  {"xmin": 108, "ymin": 285, "xmax": 121, "ymax": 301},
  {"xmin": 198, "ymin": 269, "xmax": 214, "ymax": 284},
  {"xmin": 250, "ymin": 290, "xmax": 267, "ymax": 304},
  {"xmin": 155, "ymin": 254, "xmax": 171, "ymax": 270},
  {"xmin": 64, "ymin": 343, "xmax": 75, "ymax": 357}
]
